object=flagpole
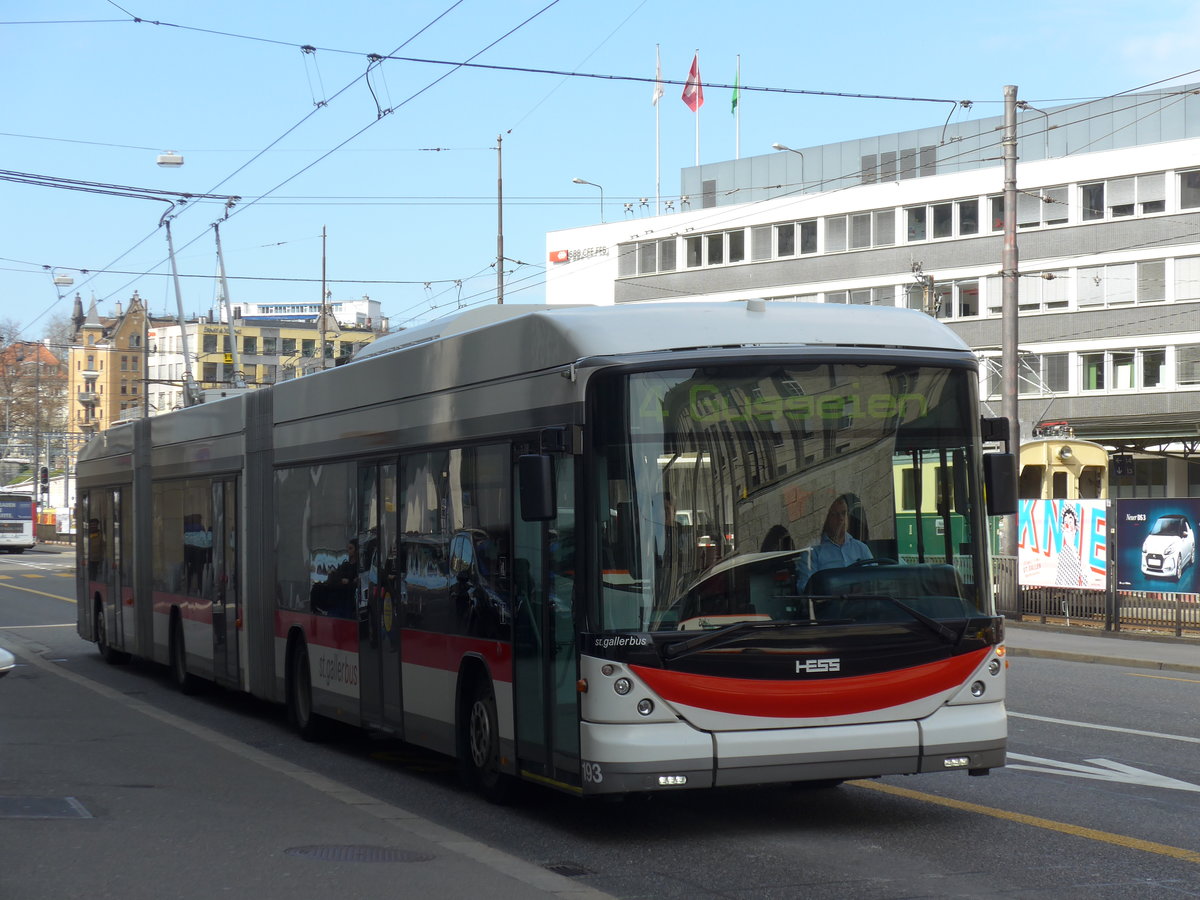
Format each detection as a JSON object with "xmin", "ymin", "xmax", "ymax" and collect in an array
[
  {"xmin": 694, "ymin": 49, "xmax": 700, "ymax": 167},
  {"xmin": 655, "ymin": 44, "xmax": 662, "ymax": 214},
  {"xmin": 734, "ymin": 54, "xmax": 741, "ymax": 160}
]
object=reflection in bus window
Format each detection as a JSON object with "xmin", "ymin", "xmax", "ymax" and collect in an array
[{"xmin": 591, "ymin": 364, "xmax": 986, "ymax": 632}]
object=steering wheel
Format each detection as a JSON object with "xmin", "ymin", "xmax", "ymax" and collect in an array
[{"xmin": 848, "ymin": 557, "xmax": 898, "ymax": 568}]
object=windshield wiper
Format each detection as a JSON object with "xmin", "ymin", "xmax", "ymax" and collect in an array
[
  {"xmin": 839, "ymin": 594, "xmax": 965, "ymax": 645},
  {"xmin": 661, "ymin": 619, "xmax": 812, "ymax": 661}
]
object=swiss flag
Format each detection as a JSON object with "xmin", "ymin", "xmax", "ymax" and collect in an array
[
  {"xmin": 548, "ymin": 249, "xmax": 569, "ymax": 263},
  {"xmin": 682, "ymin": 55, "xmax": 703, "ymax": 112}
]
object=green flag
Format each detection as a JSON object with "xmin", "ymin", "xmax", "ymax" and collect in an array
[{"xmin": 731, "ymin": 62, "xmax": 740, "ymax": 114}]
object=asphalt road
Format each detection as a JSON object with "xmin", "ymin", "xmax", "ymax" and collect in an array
[{"xmin": 2, "ymin": 545, "xmax": 1198, "ymax": 899}]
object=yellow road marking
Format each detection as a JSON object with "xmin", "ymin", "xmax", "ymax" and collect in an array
[
  {"xmin": 851, "ymin": 780, "xmax": 1200, "ymax": 864},
  {"xmin": 1125, "ymin": 672, "xmax": 1200, "ymax": 684},
  {"xmin": 0, "ymin": 582, "xmax": 75, "ymax": 604}
]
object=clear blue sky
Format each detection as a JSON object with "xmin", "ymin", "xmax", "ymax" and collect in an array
[{"xmin": 3, "ymin": 0, "xmax": 1199, "ymax": 340}]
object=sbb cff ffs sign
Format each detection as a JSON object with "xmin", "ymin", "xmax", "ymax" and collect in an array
[{"xmin": 548, "ymin": 246, "xmax": 609, "ymax": 264}]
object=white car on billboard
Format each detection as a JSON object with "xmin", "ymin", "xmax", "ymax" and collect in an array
[{"xmin": 1140, "ymin": 514, "xmax": 1195, "ymax": 581}]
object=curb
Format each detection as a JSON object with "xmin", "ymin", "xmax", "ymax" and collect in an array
[{"xmin": 1006, "ymin": 646, "xmax": 1200, "ymax": 675}]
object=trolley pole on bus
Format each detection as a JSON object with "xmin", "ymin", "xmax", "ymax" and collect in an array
[{"xmin": 1001, "ymin": 85, "xmax": 1021, "ymax": 556}]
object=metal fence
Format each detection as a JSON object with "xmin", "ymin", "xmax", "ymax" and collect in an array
[{"xmin": 992, "ymin": 555, "xmax": 1200, "ymax": 637}]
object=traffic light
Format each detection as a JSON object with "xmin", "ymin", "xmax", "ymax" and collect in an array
[{"xmin": 39, "ymin": 467, "xmax": 48, "ymax": 494}]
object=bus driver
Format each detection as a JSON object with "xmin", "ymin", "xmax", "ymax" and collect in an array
[{"xmin": 795, "ymin": 494, "xmax": 872, "ymax": 589}]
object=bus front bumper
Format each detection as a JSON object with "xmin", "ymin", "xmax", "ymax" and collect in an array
[{"xmin": 579, "ymin": 702, "xmax": 1007, "ymax": 795}]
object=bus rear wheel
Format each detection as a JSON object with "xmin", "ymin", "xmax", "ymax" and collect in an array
[
  {"xmin": 169, "ymin": 615, "xmax": 199, "ymax": 694},
  {"xmin": 287, "ymin": 639, "xmax": 326, "ymax": 742},
  {"xmin": 95, "ymin": 604, "xmax": 128, "ymax": 665},
  {"xmin": 465, "ymin": 678, "xmax": 515, "ymax": 804}
]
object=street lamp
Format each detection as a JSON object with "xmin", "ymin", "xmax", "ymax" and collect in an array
[
  {"xmin": 771, "ymin": 143, "xmax": 806, "ymax": 188},
  {"xmin": 572, "ymin": 177, "xmax": 605, "ymax": 223}
]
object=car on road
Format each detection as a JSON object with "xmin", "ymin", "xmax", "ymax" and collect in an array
[
  {"xmin": 1141, "ymin": 514, "xmax": 1196, "ymax": 581},
  {"xmin": 0, "ymin": 646, "xmax": 14, "ymax": 677}
]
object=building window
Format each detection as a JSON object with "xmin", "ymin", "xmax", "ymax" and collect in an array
[
  {"xmin": 825, "ymin": 217, "xmax": 847, "ymax": 252},
  {"xmin": 850, "ymin": 213, "xmax": 872, "ymax": 249},
  {"xmin": 1081, "ymin": 182, "xmax": 1105, "ymax": 221},
  {"xmin": 1141, "ymin": 349, "xmax": 1166, "ymax": 387},
  {"xmin": 301, "ymin": 339, "xmax": 316, "ymax": 357},
  {"xmin": 799, "ymin": 220, "xmax": 817, "ymax": 254},
  {"xmin": 1178, "ymin": 344, "xmax": 1200, "ymax": 385},
  {"xmin": 1137, "ymin": 260, "xmax": 1165, "ymax": 303},
  {"xmin": 243, "ymin": 337, "xmax": 257, "ymax": 356},
  {"xmin": 281, "ymin": 338, "xmax": 296, "ymax": 355},
  {"xmin": 1019, "ymin": 270, "xmax": 1068, "ymax": 312},
  {"xmin": 906, "ymin": 207, "xmax": 927, "ymax": 241},
  {"xmin": 263, "ymin": 337, "xmax": 278, "ymax": 355},
  {"xmin": 685, "ymin": 235, "xmax": 702, "ymax": 268},
  {"xmin": 1081, "ymin": 353, "xmax": 1105, "ymax": 390},
  {"xmin": 202, "ymin": 362, "xmax": 218, "ymax": 381},
  {"xmin": 1181, "ymin": 170, "xmax": 1200, "ymax": 209},
  {"xmin": 203, "ymin": 334, "xmax": 217, "ymax": 353},
  {"xmin": 1137, "ymin": 173, "xmax": 1165, "ymax": 213},
  {"xmin": 658, "ymin": 238, "xmax": 676, "ymax": 272},
  {"xmin": 958, "ymin": 199, "xmax": 979, "ymax": 235},
  {"xmin": 873, "ymin": 210, "xmax": 895, "ymax": 246},
  {"xmin": 775, "ymin": 223, "xmax": 795, "ymax": 257},
  {"xmin": 932, "ymin": 203, "xmax": 953, "ymax": 238}
]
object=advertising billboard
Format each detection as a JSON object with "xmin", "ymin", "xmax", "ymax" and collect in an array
[
  {"xmin": 1115, "ymin": 499, "xmax": 1200, "ymax": 593},
  {"xmin": 1017, "ymin": 499, "xmax": 1107, "ymax": 590}
]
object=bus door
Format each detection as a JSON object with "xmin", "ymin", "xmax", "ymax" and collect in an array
[
  {"xmin": 512, "ymin": 455, "xmax": 580, "ymax": 789},
  {"xmin": 358, "ymin": 462, "xmax": 403, "ymax": 733},
  {"xmin": 210, "ymin": 479, "xmax": 240, "ymax": 686},
  {"xmin": 110, "ymin": 488, "xmax": 132, "ymax": 650}
]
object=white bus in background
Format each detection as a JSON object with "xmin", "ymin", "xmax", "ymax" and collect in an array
[{"xmin": 0, "ymin": 492, "xmax": 36, "ymax": 553}]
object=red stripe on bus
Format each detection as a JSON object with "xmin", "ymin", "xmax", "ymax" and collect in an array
[
  {"xmin": 630, "ymin": 648, "xmax": 990, "ymax": 719},
  {"xmin": 400, "ymin": 629, "xmax": 513, "ymax": 681},
  {"xmin": 270, "ymin": 613, "xmax": 513, "ymax": 680},
  {"xmin": 276, "ymin": 609, "xmax": 358, "ymax": 650}
]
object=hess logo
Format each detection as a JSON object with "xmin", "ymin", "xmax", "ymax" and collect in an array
[{"xmin": 796, "ymin": 658, "xmax": 840, "ymax": 674}]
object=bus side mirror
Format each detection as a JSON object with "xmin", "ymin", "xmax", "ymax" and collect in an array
[
  {"xmin": 518, "ymin": 454, "xmax": 556, "ymax": 521},
  {"xmin": 984, "ymin": 453, "xmax": 1017, "ymax": 516}
]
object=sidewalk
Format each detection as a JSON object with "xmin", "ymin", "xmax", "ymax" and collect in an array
[
  {"xmin": 0, "ymin": 645, "xmax": 614, "ymax": 900},
  {"xmin": 1004, "ymin": 619, "xmax": 1200, "ymax": 674}
]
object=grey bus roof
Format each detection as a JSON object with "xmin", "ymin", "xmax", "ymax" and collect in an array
[
  {"xmin": 79, "ymin": 300, "xmax": 972, "ymax": 464},
  {"xmin": 352, "ymin": 300, "xmax": 970, "ymax": 367}
]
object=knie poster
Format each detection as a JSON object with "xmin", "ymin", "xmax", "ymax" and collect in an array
[{"xmin": 1017, "ymin": 499, "xmax": 1107, "ymax": 591}]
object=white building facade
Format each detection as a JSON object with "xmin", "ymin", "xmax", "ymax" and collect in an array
[{"xmin": 546, "ymin": 85, "xmax": 1200, "ymax": 497}]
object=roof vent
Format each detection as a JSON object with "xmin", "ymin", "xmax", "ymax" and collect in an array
[{"xmin": 746, "ymin": 298, "xmax": 766, "ymax": 313}]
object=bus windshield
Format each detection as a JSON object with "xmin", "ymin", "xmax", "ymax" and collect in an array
[{"xmin": 590, "ymin": 362, "xmax": 988, "ymax": 633}]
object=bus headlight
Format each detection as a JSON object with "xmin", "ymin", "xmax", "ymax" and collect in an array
[
  {"xmin": 613, "ymin": 677, "xmax": 632, "ymax": 695},
  {"xmin": 636, "ymin": 698, "xmax": 654, "ymax": 716}
]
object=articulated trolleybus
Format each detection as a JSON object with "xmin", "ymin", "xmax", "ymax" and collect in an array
[{"xmin": 77, "ymin": 301, "xmax": 1016, "ymax": 800}]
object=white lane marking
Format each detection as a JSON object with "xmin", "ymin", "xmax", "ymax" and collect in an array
[
  {"xmin": 1010, "ymin": 711, "xmax": 1200, "ymax": 746},
  {"xmin": 1007, "ymin": 752, "xmax": 1200, "ymax": 793}
]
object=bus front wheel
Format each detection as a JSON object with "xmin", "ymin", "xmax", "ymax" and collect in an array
[{"xmin": 465, "ymin": 678, "xmax": 515, "ymax": 804}]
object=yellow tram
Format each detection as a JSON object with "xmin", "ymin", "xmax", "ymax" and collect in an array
[{"xmin": 1018, "ymin": 423, "xmax": 1109, "ymax": 500}]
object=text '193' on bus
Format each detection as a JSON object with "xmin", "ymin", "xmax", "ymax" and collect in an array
[{"xmin": 76, "ymin": 300, "xmax": 1017, "ymax": 801}]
